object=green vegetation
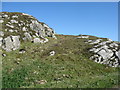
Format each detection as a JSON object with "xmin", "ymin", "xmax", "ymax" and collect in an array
[{"xmin": 2, "ymin": 35, "xmax": 119, "ymax": 88}]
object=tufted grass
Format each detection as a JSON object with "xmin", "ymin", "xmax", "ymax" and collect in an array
[{"xmin": 2, "ymin": 35, "xmax": 119, "ymax": 88}]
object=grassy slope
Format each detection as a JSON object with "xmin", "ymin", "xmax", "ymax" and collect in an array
[{"xmin": 2, "ymin": 35, "xmax": 119, "ymax": 88}]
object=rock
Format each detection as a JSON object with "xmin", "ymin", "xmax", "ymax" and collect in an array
[
  {"xmin": 3, "ymin": 14, "xmax": 8, "ymax": 18},
  {"xmin": 0, "ymin": 31, "xmax": 4, "ymax": 37},
  {"xmin": 88, "ymin": 38, "xmax": 120, "ymax": 67},
  {"xmin": 19, "ymin": 49, "xmax": 26, "ymax": 54},
  {"xmin": 6, "ymin": 24, "xmax": 14, "ymax": 28},
  {"xmin": 109, "ymin": 43, "xmax": 118, "ymax": 48},
  {"xmin": 33, "ymin": 38, "xmax": 42, "ymax": 43},
  {"xmin": 12, "ymin": 15, "xmax": 18, "ymax": 18},
  {"xmin": 36, "ymin": 80, "xmax": 47, "ymax": 84},
  {"xmin": 10, "ymin": 20, "xmax": 18, "ymax": 23},
  {"xmin": 77, "ymin": 36, "xmax": 89, "ymax": 39},
  {"xmin": 24, "ymin": 32, "xmax": 32, "ymax": 41},
  {"xmin": 50, "ymin": 51, "xmax": 55, "ymax": 56},
  {"xmin": 12, "ymin": 36, "xmax": 20, "ymax": 50},
  {"xmin": 2, "ymin": 36, "xmax": 20, "ymax": 52},
  {"xmin": 0, "ymin": 37, "xmax": 3, "ymax": 47},
  {"xmin": 0, "ymin": 20, "xmax": 4, "ymax": 23},
  {"xmin": 1, "ymin": 12, "xmax": 56, "ymax": 51},
  {"xmin": 43, "ymin": 38, "xmax": 49, "ymax": 43},
  {"xmin": 97, "ymin": 49, "xmax": 113, "ymax": 60},
  {"xmin": 89, "ymin": 39, "xmax": 102, "ymax": 44},
  {"xmin": 2, "ymin": 53, "xmax": 6, "ymax": 57},
  {"xmin": 3, "ymin": 36, "xmax": 14, "ymax": 52},
  {"xmin": 116, "ymin": 50, "xmax": 120, "ymax": 59},
  {"xmin": 9, "ymin": 29, "xmax": 14, "ymax": 32},
  {"xmin": 22, "ymin": 27, "xmax": 27, "ymax": 31}
]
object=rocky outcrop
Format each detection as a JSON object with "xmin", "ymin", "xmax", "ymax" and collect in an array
[
  {"xmin": 86, "ymin": 38, "xmax": 120, "ymax": 67},
  {"xmin": 0, "ymin": 12, "xmax": 56, "ymax": 51},
  {"xmin": 2, "ymin": 36, "xmax": 20, "ymax": 52}
]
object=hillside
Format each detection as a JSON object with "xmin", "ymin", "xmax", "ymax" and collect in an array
[{"xmin": 0, "ymin": 12, "xmax": 120, "ymax": 88}]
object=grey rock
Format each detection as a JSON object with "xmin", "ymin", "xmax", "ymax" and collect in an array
[
  {"xmin": 77, "ymin": 36, "xmax": 89, "ymax": 39},
  {"xmin": 33, "ymin": 38, "xmax": 42, "ymax": 43},
  {"xmin": 0, "ymin": 31, "xmax": 4, "ymax": 36},
  {"xmin": 89, "ymin": 39, "xmax": 102, "ymax": 44},
  {"xmin": 24, "ymin": 32, "xmax": 32, "ymax": 41},
  {"xmin": 3, "ymin": 36, "xmax": 14, "ymax": 52},
  {"xmin": 97, "ymin": 49, "xmax": 113, "ymax": 60},
  {"xmin": 12, "ymin": 36, "xmax": 20, "ymax": 50},
  {"xmin": 0, "ymin": 20, "xmax": 4, "ymax": 23},
  {"xmin": 9, "ymin": 29, "xmax": 14, "ymax": 32},
  {"xmin": 2, "ymin": 36, "xmax": 20, "ymax": 52},
  {"xmin": 50, "ymin": 51, "xmax": 55, "ymax": 56},
  {"xmin": 22, "ymin": 27, "xmax": 27, "ymax": 31},
  {"xmin": 10, "ymin": 20, "xmax": 18, "ymax": 23}
]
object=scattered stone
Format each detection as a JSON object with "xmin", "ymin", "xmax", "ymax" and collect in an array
[
  {"xmin": 12, "ymin": 15, "xmax": 18, "ymax": 18},
  {"xmin": 89, "ymin": 39, "xmax": 102, "ymax": 44},
  {"xmin": 0, "ymin": 20, "xmax": 4, "ymax": 23},
  {"xmin": 10, "ymin": 20, "xmax": 18, "ymax": 23},
  {"xmin": 2, "ymin": 53, "xmax": 6, "ymax": 57},
  {"xmin": 19, "ymin": 49, "xmax": 26, "ymax": 54},
  {"xmin": 22, "ymin": 27, "xmax": 27, "ymax": 31},
  {"xmin": 50, "ymin": 51, "xmax": 55, "ymax": 56},
  {"xmin": 9, "ymin": 29, "xmax": 14, "ymax": 32},
  {"xmin": 33, "ymin": 38, "xmax": 42, "ymax": 43},
  {"xmin": 77, "ymin": 36, "xmax": 89, "ymax": 39},
  {"xmin": 6, "ymin": 24, "xmax": 14, "ymax": 28},
  {"xmin": 36, "ymin": 80, "xmax": 47, "ymax": 84},
  {"xmin": 43, "ymin": 38, "xmax": 49, "ymax": 43}
]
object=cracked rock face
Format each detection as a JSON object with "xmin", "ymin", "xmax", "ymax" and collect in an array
[
  {"xmin": 87, "ymin": 38, "xmax": 120, "ymax": 67},
  {"xmin": 0, "ymin": 12, "xmax": 57, "ymax": 51}
]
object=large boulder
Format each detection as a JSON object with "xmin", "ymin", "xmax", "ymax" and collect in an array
[{"xmin": 2, "ymin": 36, "xmax": 20, "ymax": 52}]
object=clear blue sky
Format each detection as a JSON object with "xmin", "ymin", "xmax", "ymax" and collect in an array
[{"xmin": 2, "ymin": 2, "xmax": 118, "ymax": 41}]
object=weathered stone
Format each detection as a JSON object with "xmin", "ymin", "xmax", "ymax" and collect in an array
[
  {"xmin": 3, "ymin": 36, "xmax": 13, "ymax": 52},
  {"xmin": 97, "ymin": 49, "xmax": 113, "ymax": 60}
]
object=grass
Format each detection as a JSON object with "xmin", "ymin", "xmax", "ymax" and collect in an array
[{"xmin": 2, "ymin": 35, "xmax": 119, "ymax": 88}]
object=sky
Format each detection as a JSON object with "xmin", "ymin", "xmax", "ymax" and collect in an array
[{"xmin": 2, "ymin": 2, "xmax": 118, "ymax": 41}]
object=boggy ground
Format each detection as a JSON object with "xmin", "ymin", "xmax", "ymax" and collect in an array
[{"xmin": 2, "ymin": 35, "xmax": 119, "ymax": 88}]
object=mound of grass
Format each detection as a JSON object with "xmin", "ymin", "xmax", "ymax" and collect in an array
[{"xmin": 2, "ymin": 35, "xmax": 119, "ymax": 88}]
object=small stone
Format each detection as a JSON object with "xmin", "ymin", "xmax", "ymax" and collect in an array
[
  {"xmin": 50, "ymin": 51, "xmax": 55, "ymax": 56},
  {"xmin": 36, "ymin": 80, "xmax": 47, "ymax": 84}
]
